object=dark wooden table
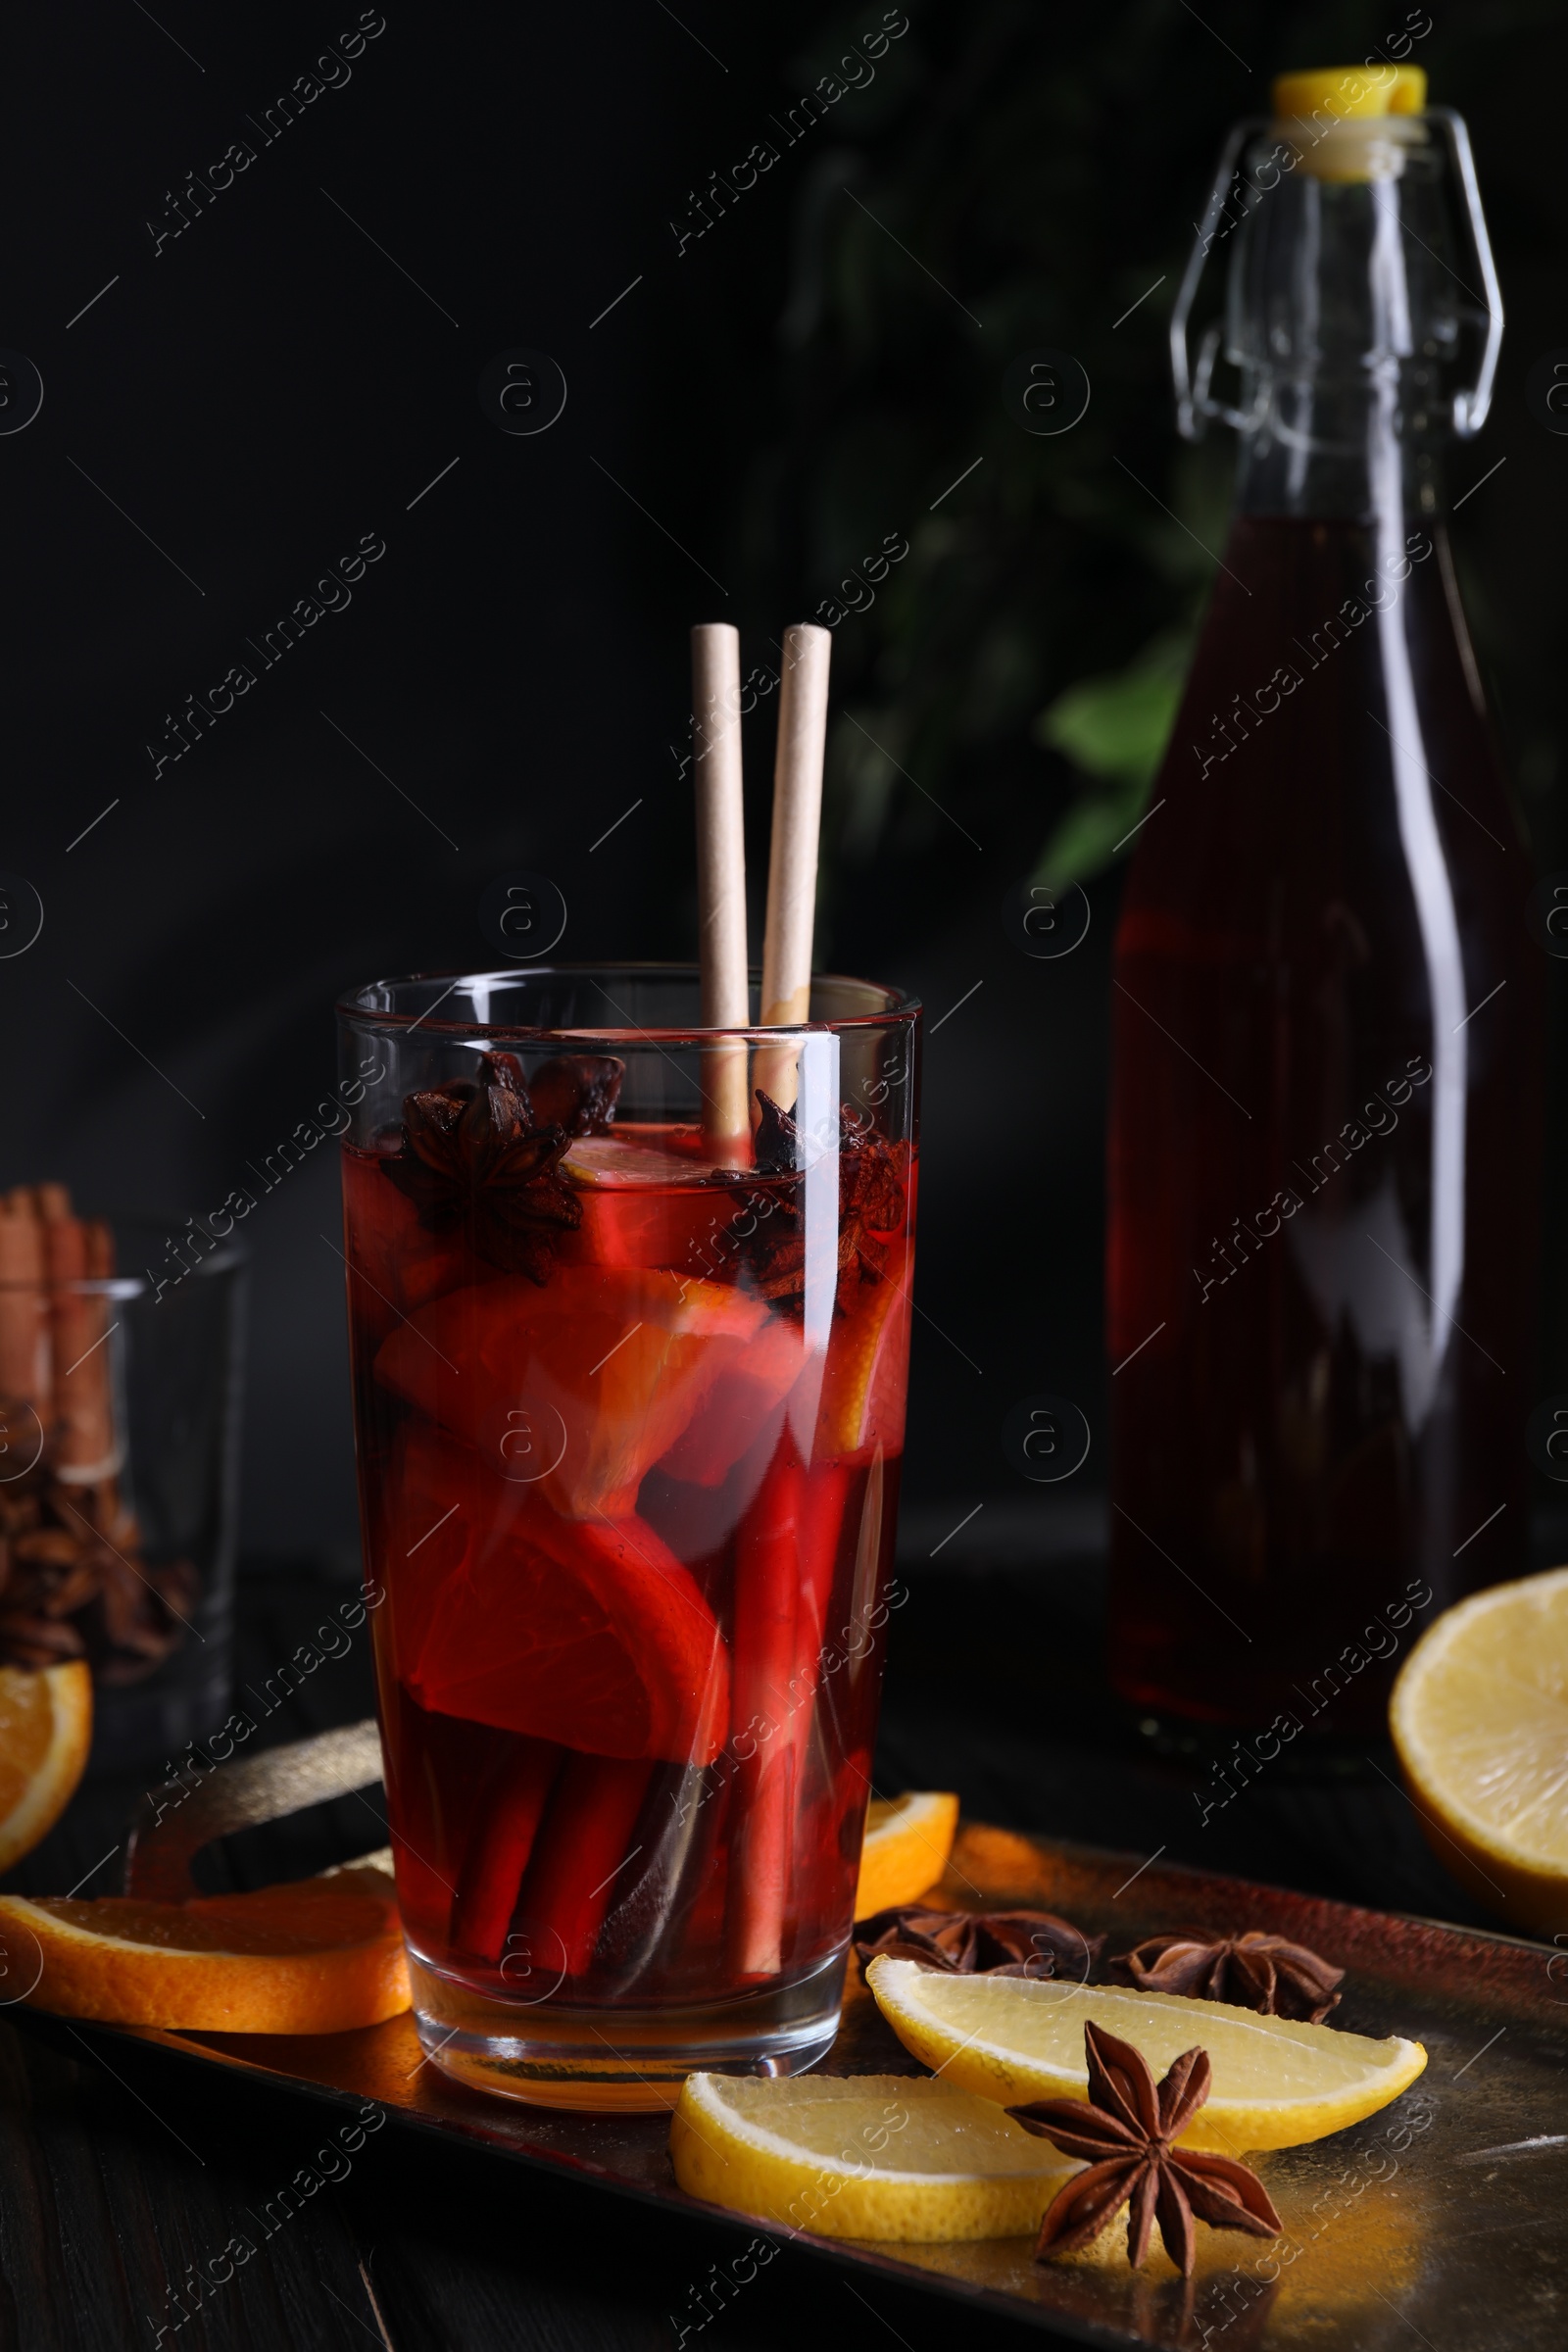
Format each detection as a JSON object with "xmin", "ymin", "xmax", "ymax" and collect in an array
[{"xmin": 0, "ymin": 1525, "xmax": 1491, "ymax": 2352}]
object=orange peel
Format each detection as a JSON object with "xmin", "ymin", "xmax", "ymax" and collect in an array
[{"xmin": 0, "ymin": 1865, "xmax": 411, "ymax": 2034}]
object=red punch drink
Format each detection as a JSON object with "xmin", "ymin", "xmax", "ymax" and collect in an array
[{"xmin": 338, "ymin": 969, "xmax": 919, "ymax": 2106}]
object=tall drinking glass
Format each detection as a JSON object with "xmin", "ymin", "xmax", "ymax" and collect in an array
[{"xmin": 337, "ymin": 967, "xmax": 919, "ymax": 2107}]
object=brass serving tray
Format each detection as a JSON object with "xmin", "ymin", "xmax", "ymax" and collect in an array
[{"xmin": 24, "ymin": 1776, "xmax": 1568, "ymax": 2351}]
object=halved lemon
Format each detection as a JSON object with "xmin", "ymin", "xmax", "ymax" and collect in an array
[
  {"xmin": 670, "ymin": 2070, "xmax": 1075, "ymax": 2240},
  {"xmin": 0, "ymin": 1865, "xmax": 411, "ymax": 2034},
  {"xmin": 1391, "ymin": 1564, "xmax": 1568, "ymax": 1934},
  {"xmin": 854, "ymin": 1791, "xmax": 959, "ymax": 1918},
  {"xmin": 0, "ymin": 1660, "xmax": 92, "ymax": 1875},
  {"xmin": 865, "ymin": 1960, "xmax": 1425, "ymax": 2152}
]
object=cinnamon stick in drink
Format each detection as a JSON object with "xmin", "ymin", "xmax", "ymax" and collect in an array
[
  {"xmin": 451, "ymin": 1735, "xmax": 563, "ymax": 1962},
  {"xmin": 725, "ymin": 1445, "xmax": 806, "ymax": 1981},
  {"xmin": 782, "ymin": 1463, "xmax": 851, "ymax": 1854},
  {"xmin": 726, "ymin": 1446, "xmax": 855, "ymax": 1981},
  {"xmin": 515, "ymin": 1752, "xmax": 654, "ymax": 1978}
]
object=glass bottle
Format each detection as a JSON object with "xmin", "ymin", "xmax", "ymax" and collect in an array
[{"xmin": 1106, "ymin": 69, "xmax": 1541, "ymax": 1736}]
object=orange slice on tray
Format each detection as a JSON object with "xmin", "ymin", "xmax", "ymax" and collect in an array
[
  {"xmin": 0, "ymin": 1661, "xmax": 93, "ymax": 1874},
  {"xmin": 382, "ymin": 1421, "xmax": 727, "ymax": 1764},
  {"xmin": 854, "ymin": 1789, "xmax": 959, "ymax": 1917},
  {"xmin": 0, "ymin": 1865, "xmax": 411, "ymax": 2034},
  {"xmin": 374, "ymin": 1265, "xmax": 766, "ymax": 1516}
]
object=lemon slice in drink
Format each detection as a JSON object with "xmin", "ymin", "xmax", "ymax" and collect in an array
[
  {"xmin": 669, "ymin": 2072, "xmax": 1076, "ymax": 2240},
  {"xmin": 561, "ymin": 1135, "xmax": 714, "ymax": 1185},
  {"xmin": 854, "ymin": 1791, "xmax": 959, "ymax": 1918},
  {"xmin": 865, "ymin": 1960, "xmax": 1425, "ymax": 2152},
  {"xmin": 1391, "ymin": 1564, "xmax": 1568, "ymax": 1933}
]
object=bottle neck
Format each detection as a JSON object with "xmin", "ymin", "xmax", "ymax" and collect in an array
[
  {"xmin": 1233, "ymin": 378, "xmax": 1444, "ymax": 524},
  {"xmin": 1222, "ymin": 126, "xmax": 1461, "ymax": 525}
]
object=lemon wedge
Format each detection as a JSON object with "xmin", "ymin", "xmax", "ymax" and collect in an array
[
  {"xmin": 865, "ymin": 1961, "xmax": 1425, "ymax": 2152},
  {"xmin": 1391, "ymin": 1564, "xmax": 1568, "ymax": 1934},
  {"xmin": 854, "ymin": 1791, "xmax": 959, "ymax": 1918},
  {"xmin": 669, "ymin": 2071, "xmax": 1075, "ymax": 2240}
]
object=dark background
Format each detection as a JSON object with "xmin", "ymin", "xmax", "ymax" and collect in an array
[
  {"xmin": 2, "ymin": 9, "xmax": 1565, "ymax": 2347},
  {"xmin": 3, "ymin": 0, "xmax": 1565, "ymax": 1574}
]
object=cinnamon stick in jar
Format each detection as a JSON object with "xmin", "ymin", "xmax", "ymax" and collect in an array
[
  {"xmin": 0, "ymin": 1189, "xmax": 48, "ymax": 1423},
  {"xmin": 38, "ymin": 1185, "xmax": 121, "ymax": 1485}
]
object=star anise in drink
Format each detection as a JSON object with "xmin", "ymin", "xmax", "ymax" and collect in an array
[
  {"xmin": 745, "ymin": 1093, "xmax": 910, "ymax": 1314},
  {"xmin": 853, "ymin": 1903, "xmax": 1103, "ymax": 1980},
  {"xmin": 752, "ymin": 1091, "xmax": 803, "ymax": 1175},
  {"xmin": 525, "ymin": 1054, "xmax": 625, "ymax": 1137},
  {"xmin": 1108, "ymin": 1930, "xmax": 1344, "ymax": 2024},
  {"xmin": 1008, "ymin": 2021, "xmax": 1281, "ymax": 2275},
  {"xmin": 382, "ymin": 1050, "xmax": 610, "ymax": 1282}
]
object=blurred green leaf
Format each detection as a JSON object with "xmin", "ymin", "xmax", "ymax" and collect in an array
[
  {"xmin": 1031, "ymin": 634, "xmax": 1190, "ymax": 885},
  {"xmin": 1035, "ymin": 633, "xmax": 1189, "ymax": 786}
]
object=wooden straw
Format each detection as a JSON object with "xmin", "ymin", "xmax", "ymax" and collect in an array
[
  {"xmin": 724, "ymin": 624, "xmax": 832, "ymax": 1980},
  {"xmin": 691, "ymin": 622, "xmax": 752, "ymax": 1162},
  {"xmin": 755, "ymin": 623, "xmax": 831, "ymax": 1113}
]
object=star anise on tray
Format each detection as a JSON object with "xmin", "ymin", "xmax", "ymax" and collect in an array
[
  {"xmin": 744, "ymin": 1093, "xmax": 911, "ymax": 1314},
  {"xmin": 853, "ymin": 1903, "xmax": 1103, "ymax": 1980},
  {"xmin": 382, "ymin": 1050, "xmax": 619, "ymax": 1282},
  {"xmin": 0, "ymin": 1457, "xmax": 196, "ymax": 1682},
  {"xmin": 1108, "ymin": 1930, "xmax": 1344, "ymax": 2024},
  {"xmin": 1008, "ymin": 2022, "xmax": 1282, "ymax": 2276}
]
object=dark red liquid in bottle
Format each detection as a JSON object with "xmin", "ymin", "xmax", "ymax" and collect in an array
[{"xmin": 1107, "ymin": 513, "xmax": 1540, "ymax": 1734}]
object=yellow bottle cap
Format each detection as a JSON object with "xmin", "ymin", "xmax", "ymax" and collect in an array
[{"xmin": 1271, "ymin": 64, "xmax": 1427, "ymax": 121}]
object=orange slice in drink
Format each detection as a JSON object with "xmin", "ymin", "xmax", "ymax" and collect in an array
[
  {"xmin": 0, "ymin": 1661, "xmax": 93, "ymax": 1874},
  {"xmin": 815, "ymin": 1247, "xmax": 913, "ymax": 1464},
  {"xmin": 375, "ymin": 1265, "xmax": 766, "ymax": 1517},
  {"xmin": 0, "ymin": 1866, "xmax": 410, "ymax": 2034},
  {"xmin": 657, "ymin": 1312, "xmax": 808, "ymax": 1488},
  {"xmin": 340, "ymin": 1149, "xmax": 478, "ymax": 1350},
  {"xmin": 384, "ymin": 1422, "xmax": 728, "ymax": 1764}
]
